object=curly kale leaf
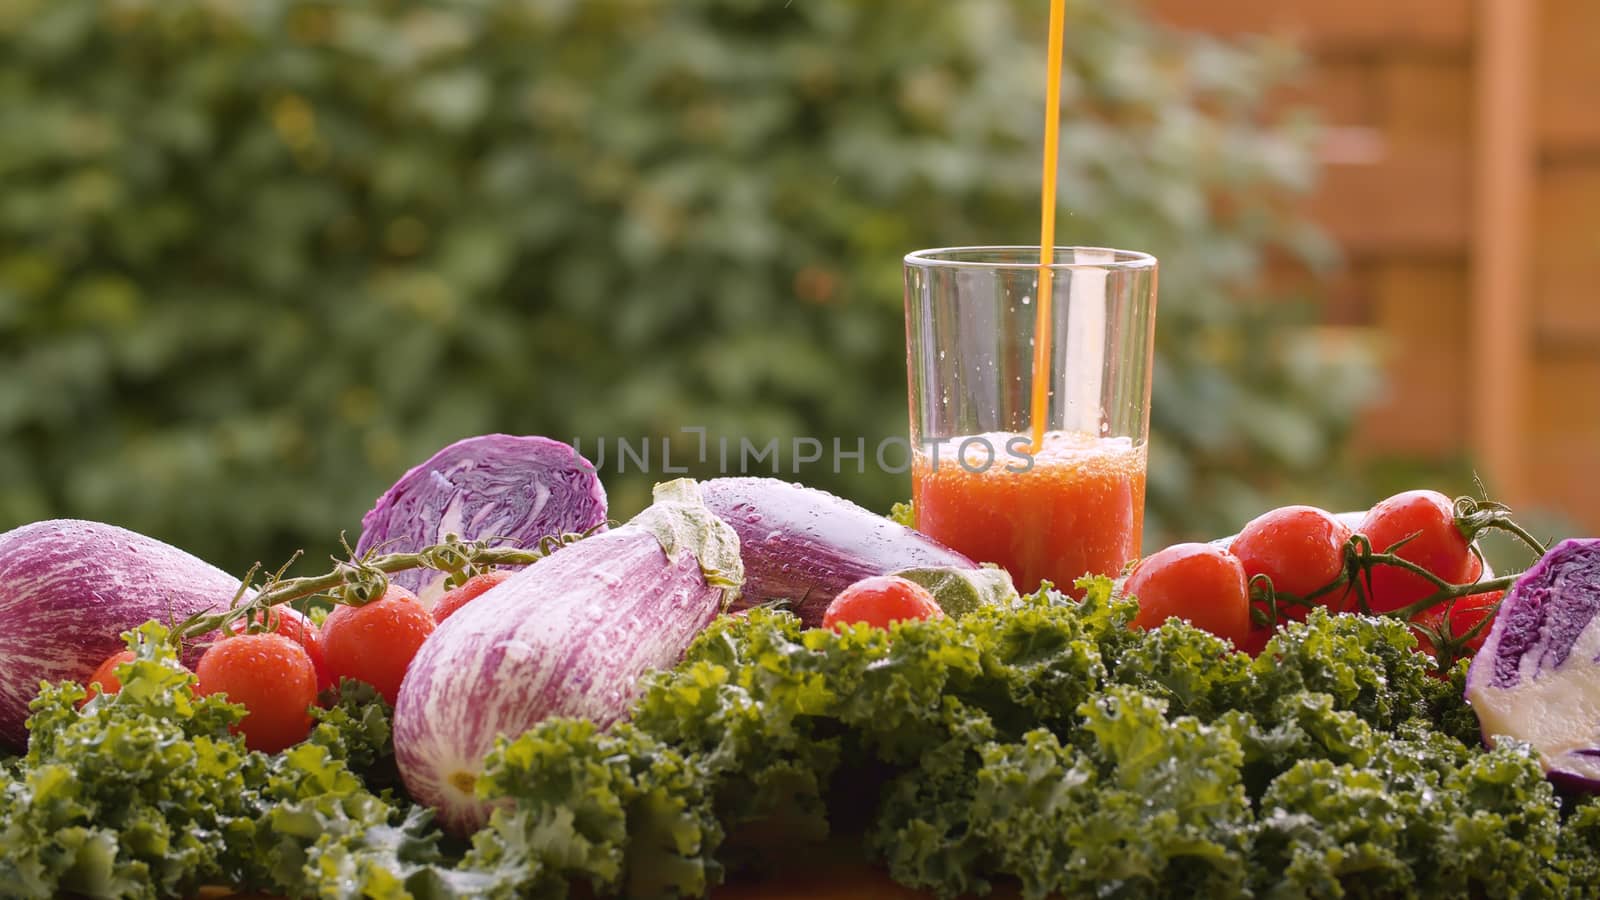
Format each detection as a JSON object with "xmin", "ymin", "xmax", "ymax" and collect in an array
[
  {"xmin": 632, "ymin": 609, "xmax": 845, "ymax": 839},
  {"xmin": 798, "ymin": 614, "xmax": 986, "ymax": 766},
  {"xmin": 872, "ymin": 686, "xmax": 1250, "ymax": 900},
  {"xmin": 309, "ymin": 679, "xmax": 398, "ymax": 789},
  {"xmin": 1252, "ymin": 734, "xmax": 1561, "ymax": 899},
  {"xmin": 887, "ymin": 501, "xmax": 917, "ymax": 528},
  {"xmin": 288, "ymin": 803, "xmax": 507, "ymax": 900},
  {"xmin": 1422, "ymin": 657, "xmax": 1485, "ymax": 749},
  {"xmin": 1221, "ymin": 690, "xmax": 1377, "ymax": 800},
  {"xmin": 945, "ymin": 590, "xmax": 1108, "ymax": 740},
  {"xmin": 1065, "ymin": 686, "xmax": 1252, "ymax": 896},
  {"xmin": 0, "ymin": 623, "xmax": 258, "ymax": 900},
  {"xmin": 1108, "ymin": 617, "xmax": 1258, "ymax": 720},
  {"xmin": 1557, "ymin": 795, "xmax": 1600, "ymax": 898},
  {"xmin": 0, "ymin": 622, "xmax": 494, "ymax": 900},
  {"xmin": 464, "ymin": 720, "xmax": 722, "ymax": 900},
  {"xmin": 1254, "ymin": 609, "xmax": 1435, "ymax": 730},
  {"xmin": 632, "ymin": 585, "xmax": 1116, "ymax": 840}
]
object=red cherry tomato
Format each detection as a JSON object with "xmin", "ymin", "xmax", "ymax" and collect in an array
[
  {"xmin": 228, "ymin": 605, "xmax": 333, "ymax": 694},
  {"xmin": 432, "ymin": 571, "xmax": 513, "ymax": 624},
  {"xmin": 1357, "ymin": 490, "xmax": 1474, "ymax": 614},
  {"xmin": 81, "ymin": 649, "xmax": 136, "ymax": 705},
  {"xmin": 1230, "ymin": 505, "xmax": 1354, "ymax": 620},
  {"xmin": 320, "ymin": 585, "xmax": 435, "ymax": 704},
  {"xmin": 822, "ymin": 576, "xmax": 944, "ymax": 631},
  {"xmin": 196, "ymin": 632, "xmax": 318, "ymax": 753},
  {"xmin": 1126, "ymin": 543, "xmax": 1252, "ymax": 649}
]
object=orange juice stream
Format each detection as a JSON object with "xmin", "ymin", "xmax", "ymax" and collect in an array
[
  {"xmin": 1028, "ymin": 0, "xmax": 1067, "ymax": 450},
  {"xmin": 913, "ymin": 433, "xmax": 1145, "ymax": 594}
]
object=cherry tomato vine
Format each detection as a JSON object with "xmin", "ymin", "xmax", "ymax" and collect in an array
[
  {"xmin": 1249, "ymin": 496, "xmax": 1546, "ymax": 671},
  {"xmin": 174, "ymin": 526, "xmax": 604, "ymax": 646}
]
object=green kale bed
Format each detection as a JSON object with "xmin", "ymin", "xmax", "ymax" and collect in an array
[{"xmin": 4, "ymin": 579, "xmax": 1599, "ymax": 900}]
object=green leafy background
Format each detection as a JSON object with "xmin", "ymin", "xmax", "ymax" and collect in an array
[{"xmin": 0, "ymin": 0, "xmax": 1376, "ymax": 572}]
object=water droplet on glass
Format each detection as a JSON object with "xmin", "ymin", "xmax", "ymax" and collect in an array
[{"xmin": 1021, "ymin": 295, "xmax": 1032, "ymax": 306}]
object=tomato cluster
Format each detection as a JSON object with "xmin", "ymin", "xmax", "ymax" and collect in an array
[
  {"xmin": 83, "ymin": 570, "xmax": 513, "ymax": 753},
  {"xmin": 1126, "ymin": 489, "xmax": 1503, "ymax": 662}
]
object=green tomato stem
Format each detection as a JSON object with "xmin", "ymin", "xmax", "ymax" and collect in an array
[{"xmin": 172, "ymin": 538, "xmax": 554, "ymax": 644}]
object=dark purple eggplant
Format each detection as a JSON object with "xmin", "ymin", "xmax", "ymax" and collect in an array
[{"xmin": 700, "ymin": 477, "xmax": 976, "ymax": 625}]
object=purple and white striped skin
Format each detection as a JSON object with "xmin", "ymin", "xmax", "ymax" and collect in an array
[
  {"xmin": 1466, "ymin": 538, "xmax": 1600, "ymax": 788},
  {"xmin": 700, "ymin": 477, "xmax": 975, "ymax": 627},
  {"xmin": 355, "ymin": 434, "xmax": 608, "ymax": 605},
  {"xmin": 0, "ymin": 519, "xmax": 239, "ymax": 748},
  {"xmin": 393, "ymin": 478, "xmax": 742, "ymax": 834}
]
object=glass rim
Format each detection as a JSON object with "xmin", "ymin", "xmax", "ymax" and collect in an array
[{"xmin": 904, "ymin": 245, "xmax": 1157, "ymax": 271}]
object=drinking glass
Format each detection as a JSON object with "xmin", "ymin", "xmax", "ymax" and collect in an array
[{"xmin": 903, "ymin": 246, "xmax": 1158, "ymax": 593}]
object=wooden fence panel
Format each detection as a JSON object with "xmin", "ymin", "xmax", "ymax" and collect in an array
[
  {"xmin": 1356, "ymin": 263, "xmax": 1471, "ymax": 456},
  {"xmin": 1311, "ymin": 147, "xmax": 1470, "ymax": 255},
  {"xmin": 1152, "ymin": 0, "xmax": 1600, "ymax": 533},
  {"xmin": 1381, "ymin": 60, "xmax": 1470, "ymax": 144},
  {"xmin": 1535, "ymin": 165, "xmax": 1600, "ymax": 348},
  {"xmin": 1527, "ymin": 358, "xmax": 1600, "ymax": 520},
  {"xmin": 1538, "ymin": 0, "xmax": 1600, "ymax": 154}
]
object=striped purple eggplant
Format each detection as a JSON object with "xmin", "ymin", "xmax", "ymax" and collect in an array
[
  {"xmin": 355, "ymin": 434, "xmax": 608, "ymax": 606},
  {"xmin": 0, "ymin": 519, "xmax": 239, "ymax": 748},
  {"xmin": 700, "ymin": 477, "xmax": 975, "ymax": 626},
  {"xmin": 392, "ymin": 478, "xmax": 742, "ymax": 834}
]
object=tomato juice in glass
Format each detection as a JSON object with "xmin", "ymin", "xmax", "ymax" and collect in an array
[
  {"xmin": 903, "ymin": 247, "xmax": 1157, "ymax": 594},
  {"xmin": 911, "ymin": 431, "xmax": 1146, "ymax": 594}
]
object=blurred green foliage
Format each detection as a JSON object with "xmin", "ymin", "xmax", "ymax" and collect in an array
[{"xmin": 0, "ymin": 0, "xmax": 1374, "ymax": 572}]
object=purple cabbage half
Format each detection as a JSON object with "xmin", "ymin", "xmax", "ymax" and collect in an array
[
  {"xmin": 699, "ymin": 477, "xmax": 976, "ymax": 626},
  {"xmin": 1465, "ymin": 537, "xmax": 1600, "ymax": 788},
  {"xmin": 354, "ymin": 434, "xmax": 608, "ymax": 604},
  {"xmin": 392, "ymin": 478, "xmax": 742, "ymax": 834},
  {"xmin": 0, "ymin": 520, "xmax": 239, "ymax": 748}
]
